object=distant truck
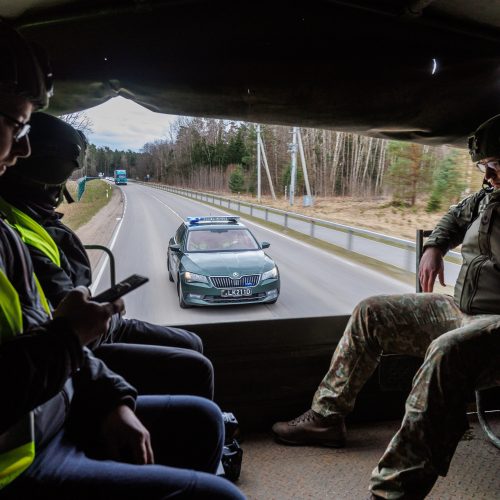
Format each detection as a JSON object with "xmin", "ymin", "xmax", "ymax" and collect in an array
[{"xmin": 114, "ymin": 169, "xmax": 128, "ymax": 185}]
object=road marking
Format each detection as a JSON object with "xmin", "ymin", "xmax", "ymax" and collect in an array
[
  {"xmin": 90, "ymin": 189, "xmax": 128, "ymax": 294},
  {"xmin": 149, "ymin": 193, "xmax": 184, "ymax": 221}
]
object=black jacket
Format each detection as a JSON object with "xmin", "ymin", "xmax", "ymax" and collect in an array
[
  {"xmin": 0, "ymin": 215, "xmax": 136, "ymax": 447},
  {"xmin": 0, "ymin": 186, "xmax": 91, "ymax": 308}
]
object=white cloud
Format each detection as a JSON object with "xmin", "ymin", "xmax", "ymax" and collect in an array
[{"xmin": 80, "ymin": 97, "xmax": 177, "ymax": 151}]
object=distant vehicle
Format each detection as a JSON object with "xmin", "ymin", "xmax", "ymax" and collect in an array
[
  {"xmin": 167, "ymin": 216, "xmax": 280, "ymax": 308},
  {"xmin": 114, "ymin": 169, "xmax": 127, "ymax": 185}
]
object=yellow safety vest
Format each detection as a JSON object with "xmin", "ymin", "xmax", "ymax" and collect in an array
[
  {"xmin": 0, "ymin": 196, "xmax": 54, "ymax": 314},
  {"xmin": 0, "ymin": 260, "xmax": 35, "ymax": 489}
]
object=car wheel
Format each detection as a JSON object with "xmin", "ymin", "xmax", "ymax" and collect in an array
[
  {"xmin": 177, "ymin": 279, "xmax": 190, "ymax": 309},
  {"xmin": 167, "ymin": 256, "xmax": 174, "ymax": 282}
]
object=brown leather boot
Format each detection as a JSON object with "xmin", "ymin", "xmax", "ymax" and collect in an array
[{"xmin": 272, "ymin": 409, "xmax": 346, "ymax": 447}]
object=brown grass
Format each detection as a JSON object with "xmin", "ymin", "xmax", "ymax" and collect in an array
[{"xmin": 227, "ymin": 194, "xmax": 446, "ymax": 241}]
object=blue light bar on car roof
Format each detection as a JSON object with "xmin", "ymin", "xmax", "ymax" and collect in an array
[{"xmin": 187, "ymin": 216, "xmax": 240, "ymax": 225}]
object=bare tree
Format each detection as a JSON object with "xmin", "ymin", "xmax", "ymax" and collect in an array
[{"xmin": 59, "ymin": 111, "xmax": 94, "ymax": 136}]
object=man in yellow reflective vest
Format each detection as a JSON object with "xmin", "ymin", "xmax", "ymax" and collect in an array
[
  {"xmin": 0, "ymin": 112, "xmax": 214, "ymax": 400},
  {"xmin": 0, "ymin": 20, "xmax": 244, "ymax": 500}
]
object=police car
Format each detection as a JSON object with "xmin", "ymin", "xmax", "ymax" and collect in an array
[{"xmin": 167, "ymin": 216, "xmax": 280, "ymax": 307}]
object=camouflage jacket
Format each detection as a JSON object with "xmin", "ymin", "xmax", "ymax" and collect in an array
[{"xmin": 425, "ymin": 188, "xmax": 500, "ymax": 314}]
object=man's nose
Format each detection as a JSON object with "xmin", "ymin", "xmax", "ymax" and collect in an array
[{"xmin": 12, "ymin": 134, "xmax": 31, "ymax": 159}]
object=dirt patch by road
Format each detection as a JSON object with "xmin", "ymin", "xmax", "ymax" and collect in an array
[{"xmin": 74, "ymin": 187, "xmax": 124, "ymax": 271}]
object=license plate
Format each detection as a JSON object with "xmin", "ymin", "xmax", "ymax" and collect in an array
[{"xmin": 221, "ymin": 288, "xmax": 252, "ymax": 297}]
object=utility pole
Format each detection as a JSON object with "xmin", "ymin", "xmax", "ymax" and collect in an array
[
  {"xmin": 257, "ymin": 124, "xmax": 262, "ymax": 202},
  {"xmin": 289, "ymin": 127, "xmax": 298, "ymax": 205},
  {"xmin": 297, "ymin": 129, "xmax": 313, "ymax": 204},
  {"xmin": 256, "ymin": 124, "xmax": 276, "ymax": 201}
]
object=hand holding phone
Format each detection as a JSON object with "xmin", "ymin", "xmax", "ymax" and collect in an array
[{"xmin": 92, "ymin": 274, "xmax": 149, "ymax": 303}]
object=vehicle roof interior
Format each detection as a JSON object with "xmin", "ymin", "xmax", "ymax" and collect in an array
[{"xmin": 5, "ymin": 0, "xmax": 500, "ymax": 149}]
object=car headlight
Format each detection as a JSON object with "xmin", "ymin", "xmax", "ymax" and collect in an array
[
  {"xmin": 183, "ymin": 271, "xmax": 208, "ymax": 284},
  {"xmin": 261, "ymin": 267, "xmax": 278, "ymax": 280}
]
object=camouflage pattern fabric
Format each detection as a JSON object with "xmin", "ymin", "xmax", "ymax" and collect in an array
[
  {"xmin": 309, "ymin": 293, "xmax": 500, "ymax": 498},
  {"xmin": 312, "ymin": 293, "xmax": 463, "ymax": 416}
]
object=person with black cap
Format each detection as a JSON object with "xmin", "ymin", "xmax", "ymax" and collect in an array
[
  {"xmin": 272, "ymin": 114, "xmax": 500, "ymax": 499},
  {"xmin": 0, "ymin": 111, "xmax": 215, "ymax": 400},
  {"xmin": 0, "ymin": 20, "xmax": 244, "ymax": 500}
]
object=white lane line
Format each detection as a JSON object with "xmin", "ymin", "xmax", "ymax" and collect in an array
[
  {"xmin": 90, "ymin": 189, "xmax": 128, "ymax": 293},
  {"xmin": 149, "ymin": 193, "xmax": 184, "ymax": 221}
]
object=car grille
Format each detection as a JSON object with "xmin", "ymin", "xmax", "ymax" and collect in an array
[
  {"xmin": 210, "ymin": 274, "xmax": 260, "ymax": 288},
  {"xmin": 203, "ymin": 292, "xmax": 267, "ymax": 303}
]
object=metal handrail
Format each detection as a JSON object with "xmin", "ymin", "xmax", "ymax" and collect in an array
[
  {"xmin": 416, "ymin": 229, "xmax": 500, "ymax": 450},
  {"xmin": 83, "ymin": 244, "xmax": 116, "ymax": 286}
]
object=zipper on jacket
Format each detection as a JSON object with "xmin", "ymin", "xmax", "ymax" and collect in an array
[{"xmin": 465, "ymin": 255, "xmax": 488, "ymax": 312}]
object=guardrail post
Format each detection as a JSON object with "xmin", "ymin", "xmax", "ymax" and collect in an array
[
  {"xmin": 250, "ymin": 205, "xmax": 253, "ymax": 216},
  {"xmin": 405, "ymin": 243, "xmax": 413, "ymax": 272},
  {"xmin": 310, "ymin": 220, "xmax": 315, "ymax": 238},
  {"xmin": 284, "ymin": 213, "xmax": 288, "ymax": 228},
  {"xmin": 238, "ymin": 201, "xmax": 241, "ymax": 212},
  {"xmin": 347, "ymin": 229, "xmax": 353, "ymax": 250},
  {"xmin": 265, "ymin": 208, "xmax": 269, "ymax": 221}
]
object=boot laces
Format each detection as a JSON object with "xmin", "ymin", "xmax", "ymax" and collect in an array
[{"xmin": 290, "ymin": 409, "xmax": 318, "ymax": 425}]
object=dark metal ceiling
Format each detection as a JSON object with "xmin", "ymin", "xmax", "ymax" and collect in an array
[{"xmin": 3, "ymin": 0, "xmax": 500, "ymax": 147}]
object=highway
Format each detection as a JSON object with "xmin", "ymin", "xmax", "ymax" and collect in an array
[{"xmin": 93, "ymin": 183, "xmax": 413, "ymax": 325}]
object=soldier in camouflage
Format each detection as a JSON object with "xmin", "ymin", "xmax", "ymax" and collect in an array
[{"xmin": 272, "ymin": 115, "xmax": 500, "ymax": 499}]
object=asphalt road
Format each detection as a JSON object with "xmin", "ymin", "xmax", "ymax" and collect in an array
[{"xmin": 93, "ymin": 183, "xmax": 413, "ymax": 325}]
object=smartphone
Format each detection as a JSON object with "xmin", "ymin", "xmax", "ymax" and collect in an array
[{"xmin": 92, "ymin": 274, "xmax": 149, "ymax": 303}]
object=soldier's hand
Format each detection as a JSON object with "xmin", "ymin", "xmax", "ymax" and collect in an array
[
  {"xmin": 418, "ymin": 247, "xmax": 445, "ymax": 292},
  {"xmin": 53, "ymin": 286, "xmax": 124, "ymax": 346}
]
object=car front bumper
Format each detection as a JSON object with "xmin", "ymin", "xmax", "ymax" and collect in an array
[{"xmin": 180, "ymin": 279, "xmax": 279, "ymax": 306}]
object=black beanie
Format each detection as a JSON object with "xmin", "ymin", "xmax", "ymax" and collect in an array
[{"xmin": 13, "ymin": 112, "xmax": 87, "ymax": 185}]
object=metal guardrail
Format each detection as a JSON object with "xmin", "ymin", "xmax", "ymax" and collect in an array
[{"xmin": 132, "ymin": 180, "xmax": 461, "ymax": 275}]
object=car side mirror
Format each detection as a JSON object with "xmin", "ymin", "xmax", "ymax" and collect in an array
[
  {"xmin": 169, "ymin": 244, "xmax": 181, "ymax": 252},
  {"xmin": 261, "ymin": 241, "xmax": 270, "ymax": 249}
]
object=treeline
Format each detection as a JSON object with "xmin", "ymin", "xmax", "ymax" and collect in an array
[{"xmin": 79, "ymin": 117, "xmax": 482, "ymax": 213}]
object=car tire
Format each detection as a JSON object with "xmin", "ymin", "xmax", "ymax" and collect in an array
[
  {"xmin": 177, "ymin": 279, "xmax": 190, "ymax": 309},
  {"xmin": 167, "ymin": 256, "xmax": 174, "ymax": 282}
]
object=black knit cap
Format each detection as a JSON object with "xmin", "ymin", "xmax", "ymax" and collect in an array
[
  {"xmin": 468, "ymin": 114, "xmax": 500, "ymax": 162},
  {"xmin": 14, "ymin": 112, "xmax": 87, "ymax": 185}
]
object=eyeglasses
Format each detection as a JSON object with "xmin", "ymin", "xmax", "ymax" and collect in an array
[
  {"xmin": 0, "ymin": 111, "xmax": 31, "ymax": 142},
  {"xmin": 476, "ymin": 160, "xmax": 500, "ymax": 173}
]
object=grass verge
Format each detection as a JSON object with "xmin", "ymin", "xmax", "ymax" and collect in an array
[{"xmin": 59, "ymin": 179, "xmax": 115, "ymax": 231}]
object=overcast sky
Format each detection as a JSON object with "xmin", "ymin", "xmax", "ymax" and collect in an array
[{"xmin": 79, "ymin": 97, "xmax": 178, "ymax": 152}]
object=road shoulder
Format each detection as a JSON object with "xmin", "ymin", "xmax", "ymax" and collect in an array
[{"xmin": 75, "ymin": 185, "xmax": 124, "ymax": 272}]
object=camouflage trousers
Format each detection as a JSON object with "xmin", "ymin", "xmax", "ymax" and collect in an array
[{"xmin": 311, "ymin": 293, "xmax": 500, "ymax": 499}]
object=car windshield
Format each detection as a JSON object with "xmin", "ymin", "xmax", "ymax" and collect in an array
[{"xmin": 186, "ymin": 228, "xmax": 259, "ymax": 252}]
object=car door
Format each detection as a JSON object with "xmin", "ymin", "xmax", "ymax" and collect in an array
[{"xmin": 169, "ymin": 225, "xmax": 186, "ymax": 283}]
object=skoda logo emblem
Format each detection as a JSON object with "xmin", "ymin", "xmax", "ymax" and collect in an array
[{"xmin": 232, "ymin": 272, "xmax": 240, "ymax": 278}]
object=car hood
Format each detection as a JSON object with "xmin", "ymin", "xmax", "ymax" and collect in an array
[{"xmin": 181, "ymin": 250, "xmax": 274, "ymax": 276}]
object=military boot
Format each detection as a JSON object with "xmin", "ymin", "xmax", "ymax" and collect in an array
[{"xmin": 272, "ymin": 409, "xmax": 346, "ymax": 447}]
